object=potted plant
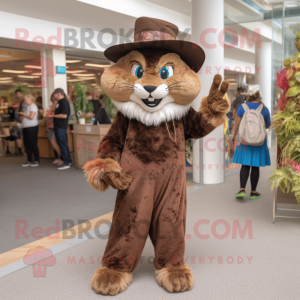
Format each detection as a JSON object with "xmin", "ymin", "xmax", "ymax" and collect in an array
[
  {"xmin": 269, "ymin": 25, "xmax": 300, "ymax": 204},
  {"xmin": 73, "ymin": 83, "xmax": 94, "ymax": 122},
  {"xmin": 84, "ymin": 112, "xmax": 95, "ymax": 123},
  {"xmin": 77, "ymin": 111, "xmax": 86, "ymax": 125}
]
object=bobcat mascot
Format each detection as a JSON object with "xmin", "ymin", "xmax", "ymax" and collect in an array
[{"xmin": 83, "ymin": 17, "xmax": 230, "ymax": 295}]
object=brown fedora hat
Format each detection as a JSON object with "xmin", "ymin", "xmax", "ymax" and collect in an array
[{"xmin": 104, "ymin": 17, "xmax": 205, "ymax": 73}]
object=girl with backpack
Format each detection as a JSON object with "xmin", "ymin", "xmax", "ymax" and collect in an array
[{"xmin": 231, "ymin": 85, "xmax": 271, "ymax": 200}]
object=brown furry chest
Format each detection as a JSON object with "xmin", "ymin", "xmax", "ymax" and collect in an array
[{"xmin": 124, "ymin": 119, "xmax": 185, "ymax": 165}]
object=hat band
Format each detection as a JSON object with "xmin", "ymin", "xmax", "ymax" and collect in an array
[{"xmin": 134, "ymin": 31, "xmax": 176, "ymax": 42}]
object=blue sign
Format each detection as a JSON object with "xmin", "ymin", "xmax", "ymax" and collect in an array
[{"xmin": 56, "ymin": 66, "xmax": 66, "ymax": 74}]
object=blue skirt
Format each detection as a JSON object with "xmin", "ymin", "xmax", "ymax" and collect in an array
[{"xmin": 233, "ymin": 139, "xmax": 270, "ymax": 167}]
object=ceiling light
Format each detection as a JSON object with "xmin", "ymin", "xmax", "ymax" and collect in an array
[
  {"xmin": 24, "ymin": 65, "xmax": 42, "ymax": 69},
  {"xmin": 67, "ymin": 70, "xmax": 86, "ymax": 74},
  {"xmin": 0, "ymin": 81, "xmax": 13, "ymax": 84},
  {"xmin": 66, "ymin": 60, "xmax": 81, "ymax": 63},
  {"xmin": 72, "ymin": 73, "xmax": 96, "ymax": 77},
  {"xmin": 67, "ymin": 79, "xmax": 82, "ymax": 82},
  {"xmin": 85, "ymin": 63, "xmax": 110, "ymax": 68},
  {"xmin": 27, "ymin": 85, "xmax": 42, "ymax": 88},
  {"xmin": 77, "ymin": 77, "xmax": 96, "ymax": 81},
  {"xmin": 0, "ymin": 53, "xmax": 11, "ymax": 58},
  {"xmin": 18, "ymin": 75, "xmax": 40, "ymax": 79},
  {"xmin": 0, "ymin": 77, "xmax": 13, "ymax": 80},
  {"xmin": 3, "ymin": 70, "xmax": 25, "ymax": 74}
]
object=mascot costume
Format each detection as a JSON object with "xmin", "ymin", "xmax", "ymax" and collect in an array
[{"xmin": 83, "ymin": 17, "xmax": 230, "ymax": 295}]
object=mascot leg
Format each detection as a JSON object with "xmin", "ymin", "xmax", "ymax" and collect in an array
[
  {"xmin": 150, "ymin": 187, "xmax": 193, "ymax": 292},
  {"xmin": 91, "ymin": 179, "xmax": 153, "ymax": 295}
]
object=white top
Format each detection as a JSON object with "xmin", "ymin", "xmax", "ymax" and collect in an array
[{"xmin": 22, "ymin": 103, "xmax": 38, "ymax": 128}]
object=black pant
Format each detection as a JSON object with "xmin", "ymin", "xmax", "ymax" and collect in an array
[
  {"xmin": 23, "ymin": 126, "xmax": 39, "ymax": 162},
  {"xmin": 54, "ymin": 127, "xmax": 71, "ymax": 165},
  {"xmin": 240, "ymin": 165, "xmax": 260, "ymax": 191}
]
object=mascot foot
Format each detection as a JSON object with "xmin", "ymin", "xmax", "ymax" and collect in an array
[
  {"xmin": 91, "ymin": 267, "xmax": 132, "ymax": 296},
  {"xmin": 155, "ymin": 264, "xmax": 193, "ymax": 293}
]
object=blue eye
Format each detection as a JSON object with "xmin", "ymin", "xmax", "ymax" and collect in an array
[
  {"xmin": 160, "ymin": 66, "xmax": 174, "ymax": 80},
  {"xmin": 135, "ymin": 66, "xmax": 144, "ymax": 78},
  {"xmin": 131, "ymin": 64, "xmax": 144, "ymax": 78}
]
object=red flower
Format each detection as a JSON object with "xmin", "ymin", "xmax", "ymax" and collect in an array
[
  {"xmin": 276, "ymin": 68, "xmax": 290, "ymax": 93},
  {"xmin": 276, "ymin": 92, "xmax": 288, "ymax": 111}
]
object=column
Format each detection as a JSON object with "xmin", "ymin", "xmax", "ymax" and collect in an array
[
  {"xmin": 40, "ymin": 48, "xmax": 67, "ymax": 109},
  {"xmin": 191, "ymin": 0, "xmax": 225, "ymax": 184},
  {"xmin": 255, "ymin": 41, "xmax": 272, "ymax": 146}
]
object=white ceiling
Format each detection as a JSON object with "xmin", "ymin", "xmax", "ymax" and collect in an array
[{"xmin": 146, "ymin": 0, "xmax": 191, "ymax": 16}]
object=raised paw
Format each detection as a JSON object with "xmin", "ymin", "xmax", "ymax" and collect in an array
[
  {"xmin": 207, "ymin": 74, "xmax": 230, "ymax": 114},
  {"xmin": 155, "ymin": 264, "xmax": 193, "ymax": 293},
  {"xmin": 102, "ymin": 171, "xmax": 132, "ymax": 190},
  {"xmin": 91, "ymin": 267, "xmax": 132, "ymax": 296}
]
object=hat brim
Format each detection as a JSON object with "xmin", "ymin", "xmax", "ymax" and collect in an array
[{"xmin": 104, "ymin": 40, "xmax": 205, "ymax": 73}]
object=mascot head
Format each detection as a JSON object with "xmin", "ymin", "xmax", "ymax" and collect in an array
[{"xmin": 101, "ymin": 17, "xmax": 205, "ymax": 126}]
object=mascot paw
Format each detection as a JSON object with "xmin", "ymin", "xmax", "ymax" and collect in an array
[
  {"xmin": 102, "ymin": 171, "xmax": 132, "ymax": 190},
  {"xmin": 155, "ymin": 264, "xmax": 193, "ymax": 293},
  {"xmin": 83, "ymin": 158, "xmax": 131, "ymax": 191},
  {"xmin": 200, "ymin": 74, "xmax": 230, "ymax": 128},
  {"xmin": 91, "ymin": 267, "xmax": 132, "ymax": 296}
]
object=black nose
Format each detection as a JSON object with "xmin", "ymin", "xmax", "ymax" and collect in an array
[{"xmin": 143, "ymin": 85, "xmax": 157, "ymax": 93}]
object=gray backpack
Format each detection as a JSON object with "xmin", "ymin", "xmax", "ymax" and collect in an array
[{"xmin": 238, "ymin": 103, "xmax": 266, "ymax": 146}]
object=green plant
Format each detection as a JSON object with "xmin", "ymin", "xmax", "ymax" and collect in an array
[
  {"xmin": 100, "ymin": 85, "xmax": 117, "ymax": 119},
  {"xmin": 269, "ymin": 162, "xmax": 300, "ymax": 204},
  {"xmin": 73, "ymin": 83, "xmax": 94, "ymax": 114},
  {"xmin": 270, "ymin": 26, "xmax": 300, "ymax": 202}
]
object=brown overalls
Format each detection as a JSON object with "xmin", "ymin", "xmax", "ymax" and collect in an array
[{"xmin": 97, "ymin": 107, "xmax": 215, "ymax": 273}]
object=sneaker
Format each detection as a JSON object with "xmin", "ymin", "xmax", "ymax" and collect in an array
[
  {"xmin": 30, "ymin": 161, "xmax": 40, "ymax": 167},
  {"xmin": 250, "ymin": 192, "xmax": 261, "ymax": 200},
  {"xmin": 57, "ymin": 164, "xmax": 70, "ymax": 170},
  {"xmin": 22, "ymin": 162, "xmax": 32, "ymax": 167},
  {"xmin": 236, "ymin": 189, "xmax": 246, "ymax": 199},
  {"xmin": 69, "ymin": 162, "xmax": 73, "ymax": 166}
]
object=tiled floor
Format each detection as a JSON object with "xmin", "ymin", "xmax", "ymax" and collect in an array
[
  {"xmin": 0, "ymin": 153, "xmax": 117, "ymax": 254},
  {"xmin": 0, "ymin": 153, "xmax": 198, "ymax": 254}
]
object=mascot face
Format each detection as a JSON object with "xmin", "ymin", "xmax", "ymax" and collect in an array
[{"xmin": 101, "ymin": 49, "xmax": 201, "ymax": 125}]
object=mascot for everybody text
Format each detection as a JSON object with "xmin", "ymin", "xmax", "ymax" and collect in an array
[{"xmin": 83, "ymin": 17, "xmax": 230, "ymax": 295}]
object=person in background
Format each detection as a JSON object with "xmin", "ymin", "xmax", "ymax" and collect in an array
[
  {"xmin": 87, "ymin": 92, "xmax": 103, "ymax": 116},
  {"xmin": 47, "ymin": 93, "xmax": 63, "ymax": 165},
  {"xmin": 3, "ymin": 124, "xmax": 23, "ymax": 156},
  {"xmin": 15, "ymin": 89, "xmax": 25, "ymax": 123},
  {"xmin": 231, "ymin": 85, "xmax": 271, "ymax": 200},
  {"xmin": 231, "ymin": 86, "xmax": 247, "ymax": 120},
  {"xmin": 53, "ymin": 88, "xmax": 72, "ymax": 170},
  {"xmin": 18, "ymin": 94, "xmax": 40, "ymax": 167},
  {"xmin": 36, "ymin": 96, "xmax": 43, "ymax": 110}
]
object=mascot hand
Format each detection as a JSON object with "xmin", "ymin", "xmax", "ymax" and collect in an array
[
  {"xmin": 206, "ymin": 74, "xmax": 230, "ymax": 114},
  {"xmin": 83, "ymin": 158, "xmax": 132, "ymax": 192},
  {"xmin": 200, "ymin": 74, "xmax": 230, "ymax": 128},
  {"xmin": 102, "ymin": 172, "xmax": 132, "ymax": 190}
]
